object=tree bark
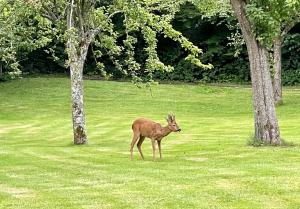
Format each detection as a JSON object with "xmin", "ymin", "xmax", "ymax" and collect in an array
[
  {"xmin": 70, "ymin": 70, "xmax": 87, "ymax": 145},
  {"xmin": 230, "ymin": 0, "xmax": 281, "ymax": 145},
  {"xmin": 67, "ymin": 0, "xmax": 89, "ymax": 144},
  {"xmin": 69, "ymin": 54, "xmax": 88, "ymax": 144},
  {"xmin": 67, "ymin": 41, "xmax": 90, "ymax": 144},
  {"xmin": 273, "ymin": 37, "xmax": 283, "ymax": 105}
]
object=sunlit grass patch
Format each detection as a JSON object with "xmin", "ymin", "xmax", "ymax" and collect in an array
[{"xmin": 0, "ymin": 77, "xmax": 300, "ymax": 209}]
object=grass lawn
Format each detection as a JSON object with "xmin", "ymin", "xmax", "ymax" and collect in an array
[{"xmin": 0, "ymin": 77, "xmax": 300, "ymax": 209}]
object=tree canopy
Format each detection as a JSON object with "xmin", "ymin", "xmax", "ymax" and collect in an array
[
  {"xmin": 1, "ymin": 0, "xmax": 300, "ymax": 85},
  {"xmin": 0, "ymin": 0, "xmax": 53, "ymax": 78}
]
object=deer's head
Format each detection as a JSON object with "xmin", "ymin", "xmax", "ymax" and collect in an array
[{"xmin": 166, "ymin": 113, "xmax": 181, "ymax": 132}]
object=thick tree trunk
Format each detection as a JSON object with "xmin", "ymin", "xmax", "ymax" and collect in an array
[
  {"xmin": 273, "ymin": 37, "xmax": 283, "ymax": 105},
  {"xmin": 231, "ymin": 0, "xmax": 281, "ymax": 145},
  {"xmin": 249, "ymin": 44, "xmax": 281, "ymax": 144}
]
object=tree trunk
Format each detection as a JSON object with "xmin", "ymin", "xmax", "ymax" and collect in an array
[
  {"xmin": 70, "ymin": 57, "xmax": 88, "ymax": 144},
  {"xmin": 67, "ymin": 0, "xmax": 89, "ymax": 144},
  {"xmin": 230, "ymin": 0, "xmax": 281, "ymax": 145},
  {"xmin": 67, "ymin": 40, "xmax": 90, "ymax": 144},
  {"xmin": 249, "ymin": 44, "xmax": 281, "ymax": 144},
  {"xmin": 273, "ymin": 37, "xmax": 283, "ymax": 105}
]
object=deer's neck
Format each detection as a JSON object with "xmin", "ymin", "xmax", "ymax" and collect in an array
[{"xmin": 161, "ymin": 125, "xmax": 172, "ymax": 137}]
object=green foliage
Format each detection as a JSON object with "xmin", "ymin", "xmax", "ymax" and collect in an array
[
  {"xmin": 246, "ymin": 0, "xmax": 300, "ymax": 47},
  {"xmin": 246, "ymin": 1, "xmax": 280, "ymax": 46},
  {"xmin": 0, "ymin": 0, "xmax": 54, "ymax": 80},
  {"xmin": 21, "ymin": 44, "xmax": 67, "ymax": 75},
  {"xmin": 2, "ymin": 0, "xmax": 300, "ymax": 85},
  {"xmin": 2, "ymin": 0, "xmax": 212, "ymax": 83},
  {"xmin": 191, "ymin": 0, "xmax": 230, "ymax": 17},
  {"xmin": 153, "ymin": 3, "xmax": 250, "ymax": 83},
  {"xmin": 61, "ymin": 0, "xmax": 212, "ymax": 85},
  {"xmin": 282, "ymin": 33, "xmax": 300, "ymax": 85},
  {"xmin": 113, "ymin": 0, "xmax": 212, "ymax": 84}
]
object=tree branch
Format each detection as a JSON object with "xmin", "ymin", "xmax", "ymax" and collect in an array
[
  {"xmin": 77, "ymin": 1, "xmax": 85, "ymax": 34},
  {"xmin": 90, "ymin": 10, "xmax": 124, "ymax": 37},
  {"xmin": 230, "ymin": 0, "xmax": 255, "ymax": 45},
  {"xmin": 41, "ymin": 4, "xmax": 58, "ymax": 21},
  {"xmin": 281, "ymin": 15, "xmax": 300, "ymax": 38},
  {"xmin": 67, "ymin": 0, "xmax": 74, "ymax": 29},
  {"xmin": 107, "ymin": 10, "xmax": 124, "ymax": 20},
  {"xmin": 41, "ymin": 1, "xmax": 68, "ymax": 22}
]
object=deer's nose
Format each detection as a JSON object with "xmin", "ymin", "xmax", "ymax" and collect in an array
[{"xmin": 177, "ymin": 128, "xmax": 181, "ymax": 132}]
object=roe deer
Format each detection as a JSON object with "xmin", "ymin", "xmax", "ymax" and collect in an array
[{"xmin": 130, "ymin": 113, "xmax": 181, "ymax": 160}]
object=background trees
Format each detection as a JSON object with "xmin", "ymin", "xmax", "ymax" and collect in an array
[
  {"xmin": 2, "ymin": 1, "xmax": 300, "ymax": 86},
  {"xmin": 0, "ymin": 0, "xmax": 53, "ymax": 80}
]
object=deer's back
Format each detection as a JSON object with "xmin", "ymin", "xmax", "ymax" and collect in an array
[{"xmin": 132, "ymin": 118, "xmax": 162, "ymax": 138}]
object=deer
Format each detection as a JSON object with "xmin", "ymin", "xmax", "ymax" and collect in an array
[{"xmin": 130, "ymin": 113, "xmax": 181, "ymax": 160}]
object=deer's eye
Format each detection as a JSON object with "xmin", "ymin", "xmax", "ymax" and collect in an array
[{"xmin": 173, "ymin": 124, "xmax": 176, "ymax": 126}]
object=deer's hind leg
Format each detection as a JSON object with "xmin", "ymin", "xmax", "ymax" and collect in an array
[
  {"xmin": 130, "ymin": 132, "xmax": 140, "ymax": 160},
  {"xmin": 137, "ymin": 136, "xmax": 145, "ymax": 160}
]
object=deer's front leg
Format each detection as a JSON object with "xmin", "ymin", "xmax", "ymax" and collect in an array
[
  {"xmin": 151, "ymin": 139, "xmax": 156, "ymax": 161},
  {"xmin": 157, "ymin": 140, "xmax": 162, "ymax": 159}
]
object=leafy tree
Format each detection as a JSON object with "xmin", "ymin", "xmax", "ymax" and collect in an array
[
  {"xmin": 282, "ymin": 33, "xmax": 300, "ymax": 85},
  {"xmin": 246, "ymin": 0, "xmax": 300, "ymax": 104},
  {"xmin": 64, "ymin": 0, "xmax": 212, "ymax": 144},
  {"xmin": 0, "ymin": 0, "xmax": 53, "ymax": 80},
  {"xmin": 192, "ymin": 0, "xmax": 291, "ymax": 145},
  {"xmin": 4, "ymin": 0, "xmax": 211, "ymax": 144},
  {"xmin": 230, "ymin": 0, "xmax": 282, "ymax": 145}
]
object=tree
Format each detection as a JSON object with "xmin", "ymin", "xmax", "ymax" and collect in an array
[
  {"xmin": 190, "ymin": 0, "xmax": 282, "ymax": 144},
  {"xmin": 230, "ymin": 0, "xmax": 281, "ymax": 145},
  {"xmin": 66, "ymin": 0, "xmax": 91, "ymax": 144},
  {"xmin": 5, "ymin": 0, "xmax": 211, "ymax": 144},
  {"xmin": 0, "ymin": 0, "xmax": 53, "ymax": 80},
  {"xmin": 272, "ymin": 2, "xmax": 300, "ymax": 104},
  {"xmin": 273, "ymin": 21, "xmax": 300, "ymax": 105},
  {"xmin": 246, "ymin": 0, "xmax": 300, "ymax": 104},
  {"xmin": 64, "ymin": 0, "xmax": 212, "ymax": 144}
]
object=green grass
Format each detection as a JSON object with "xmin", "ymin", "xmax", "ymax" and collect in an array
[{"xmin": 0, "ymin": 77, "xmax": 300, "ymax": 209}]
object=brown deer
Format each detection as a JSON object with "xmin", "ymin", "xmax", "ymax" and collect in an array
[{"xmin": 130, "ymin": 113, "xmax": 181, "ymax": 160}]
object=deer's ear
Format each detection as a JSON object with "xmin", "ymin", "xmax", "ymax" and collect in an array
[
  {"xmin": 167, "ymin": 114, "xmax": 172, "ymax": 122},
  {"xmin": 168, "ymin": 112, "xmax": 175, "ymax": 121}
]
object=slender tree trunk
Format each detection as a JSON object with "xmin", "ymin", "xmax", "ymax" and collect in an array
[
  {"xmin": 69, "ymin": 55, "xmax": 88, "ymax": 144},
  {"xmin": 67, "ymin": 38, "xmax": 91, "ymax": 144},
  {"xmin": 273, "ymin": 37, "xmax": 283, "ymax": 105},
  {"xmin": 230, "ymin": 0, "xmax": 281, "ymax": 145},
  {"xmin": 67, "ymin": 0, "xmax": 89, "ymax": 144},
  {"xmin": 67, "ymin": 37, "xmax": 90, "ymax": 144}
]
